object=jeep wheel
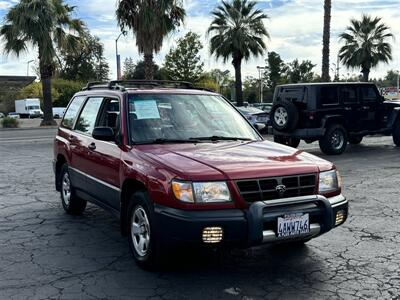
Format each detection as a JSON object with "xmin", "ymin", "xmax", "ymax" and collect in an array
[
  {"xmin": 127, "ymin": 191, "xmax": 162, "ymax": 269},
  {"xmin": 270, "ymin": 100, "xmax": 299, "ymax": 132},
  {"xmin": 319, "ymin": 124, "xmax": 348, "ymax": 155},
  {"xmin": 349, "ymin": 136, "xmax": 363, "ymax": 145},
  {"xmin": 60, "ymin": 164, "xmax": 87, "ymax": 215},
  {"xmin": 393, "ymin": 121, "xmax": 400, "ymax": 147},
  {"xmin": 274, "ymin": 135, "xmax": 301, "ymax": 148}
]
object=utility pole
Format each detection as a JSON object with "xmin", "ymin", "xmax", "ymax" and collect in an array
[
  {"xmin": 115, "ymin": 32, "xmax": 125, "ymax": 80},
  {"xmin": 27, "ymin": 60, "xmax": 34, "ymax": 76},
  {"xmin": 257, "ymin": 66, "xmax": 267, "ymax": 103}
]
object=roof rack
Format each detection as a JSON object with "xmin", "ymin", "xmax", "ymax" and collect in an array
[{"xmin": 82, "ymin": 80, "xmax": 195, "ymax": 91}]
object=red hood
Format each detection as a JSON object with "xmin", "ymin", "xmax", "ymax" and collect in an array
[{"xmin": 135, "ymin": 141, "xmax": 334, "ymax": 181}]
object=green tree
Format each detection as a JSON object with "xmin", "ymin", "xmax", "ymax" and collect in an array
[
  {"xmin": 207, "ymin": 0, "xmax": 269, "ymax": 106},
  {"xmin": 339, "ymin": 15, "xmax": 393, "ymax": 82},
  {"xmin": 287, "ymin": 59, "xmax": 316, "ymax": 83},
  {"xmin": 264, "ymin": 51, "xmax": 288, "ymax": 90},
  {"xmin": 0, "ymin": 0, "xmax": 85, "ymax": 125},
  {"xmin": 242, "ymin": 76, "xmax": 259, "ymax": 103},
  {"xmin": 116, "ymin": 0, "xmax": 185, "ymax": 80},
  {"xmin": 164, "ymin": 32, "xmax": 204, "ymax": 82},
  {"xmin": 59, "ymin": 32, "xmax": 109, "ymax": 82},
  {"xmin": 123, "ymin": 57, "xmax": 136, "ymax": 79},
  {"xmin": 321, "ymin": 0, "xmax": 331, "ymax": 82}
]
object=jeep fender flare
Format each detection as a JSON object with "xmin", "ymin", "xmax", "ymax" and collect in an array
[
  {"xmin": 321, "ymin": 115, "xmax": 346, "ymax": 129},
  {"xmin": 388, "ymin": 107, "xmax": 400, "ymax": 129}
]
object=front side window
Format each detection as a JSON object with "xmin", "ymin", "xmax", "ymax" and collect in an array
[
  {"xmin": 62, "ymin": 96, "xmax": 86, "ymax": 129},
  {"xmin": 128, "ymin": 94, "xmax": 260, "ymax": 143},
  {"xmin": 75, "ymin": 97, "xmax": 103, "ymax": 135},
  {"xmin": 360, "ymin": 86, "xmax": 378, "ymax": 103}
]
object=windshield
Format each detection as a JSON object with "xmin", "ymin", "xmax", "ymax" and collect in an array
[{"xmin": 128, "ymin": 94, "xmax": 260, "ymax": 143}]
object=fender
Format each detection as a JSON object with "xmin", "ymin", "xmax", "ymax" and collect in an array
[
  {"xmin": 321, "ymin": 115, "xmax": 346, "ymax": 128},
  {"xmin": 387, "ymin": 107, "xmax": 400, "ymax": 129}
]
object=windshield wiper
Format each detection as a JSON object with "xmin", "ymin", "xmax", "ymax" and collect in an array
[
  {"xmin": 133, "ymin": 138, "xmax": 201, "ymax": 145},
  {"xmin": 189, "ymin": 136, "xmax": 253, "ymax": 141}
]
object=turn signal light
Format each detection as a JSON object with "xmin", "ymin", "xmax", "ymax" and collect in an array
[
  {"xmin": 335, "ymin": 210, "xmax": 346, "ymax": 226},
  {"xmin": 202, "ymin": 227, "xmax": 223, "ymax": 243}
]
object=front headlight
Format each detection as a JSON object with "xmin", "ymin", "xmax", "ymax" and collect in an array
[
  {"xmin": 319, "ymin": 170, "xmax": 341, "ymax": 193},
  {"xmin": 172, "ymin": 180, "xmax": 231, "ymax": 203}
]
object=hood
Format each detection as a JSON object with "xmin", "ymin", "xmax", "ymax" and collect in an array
[{"xmin": 136, "ymin": 141, "xmax": 333, "ymax": 181}]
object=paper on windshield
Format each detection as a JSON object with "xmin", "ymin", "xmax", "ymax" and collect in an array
[{"xmin": 134, "ymin": 100, "xmax": 160, "ymax": 119}]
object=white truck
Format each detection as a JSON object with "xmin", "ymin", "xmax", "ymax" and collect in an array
[{"xmin": 15, "ymin": 99, "xmax": 43, "ymax": 118}]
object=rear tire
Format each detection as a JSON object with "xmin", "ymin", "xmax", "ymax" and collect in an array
[
  {"xmin": 319, "ymin": 124, "xmax": 348, "ymax": 155},
  {"xmin": 60, "ymin": 164, "xmax": 87, "ymax": 215},
  {"xmin": 393, "ymin": 121, "xmax": 400, "ymax": 147},
  {"xmin": 349, "ymin": 136, "xmax": 363, "ymax": 145},
  {"xmin": 127, "ymin": 191, "xmax": 162, "ymax": 270},
  {"xmin": 274, "ymin": 135, "xmax": 301, "ymax": 148},
  {"xmin": 270, "ymin": 100, "xmax": 299, "ymax": 132}
]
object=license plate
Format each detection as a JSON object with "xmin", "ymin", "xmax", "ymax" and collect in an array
[{"xmin": 277, "ymin": 213, "xmax": 310, "ymax": 238}]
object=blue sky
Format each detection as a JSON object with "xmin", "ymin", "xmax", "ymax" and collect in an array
[{"xmin": 0, "ymin": 0, "xmax": 399, "ymax": 80}]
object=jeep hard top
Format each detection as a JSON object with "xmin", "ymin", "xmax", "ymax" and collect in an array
[
  {"xmin": 53, "ymin": 80, "xmax": 348, "ymax": 269},
  {"xmin": 269, "ymin": 82, "xmax": 400, "ymax": 155}
]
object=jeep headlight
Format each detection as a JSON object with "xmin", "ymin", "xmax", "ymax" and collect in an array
[
  {"xmin": 319, "ymin": 170, "xmax": 341, "ymax": 193},
  {"xmin": 172, "ymin": 180, "xmax": 231, "ymax": 203}
]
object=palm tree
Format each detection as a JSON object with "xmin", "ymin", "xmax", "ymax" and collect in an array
[
  {"xmin": 321, "ymin": 0, "xmax": 331, "ymax": 82},
  {"xmin": 207, "ymin": 0, "xmax": 269, "ymax": 106},
  {"xmin": 116, "ymin": 0, "xmax": 185, "ymax": 80},
  {"xmin": 1, "ymin": 0, "xmax": 84, "ymax": 126},
  {"xmin": 339, "ymin": 15, "xmax": 393, "ymax": 82}
]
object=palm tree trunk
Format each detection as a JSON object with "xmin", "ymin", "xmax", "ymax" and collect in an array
[
  {"xmin": 321, "ymin": 0, "xmax": 331, "ymax": 82},
  {"xmin": 39, "ymin": 53, "xmax": 56, "ymax": 126},
  {"xmin": 362, "ymin": 69, "xmax": 369, "ymax": 82},
  {"xmin": 233, "ymin": 57, "xmax": 243, "ymax": 106},
  {"xmin": 144, "ymin": 52, "xmax": 154, "ymax": 80}
]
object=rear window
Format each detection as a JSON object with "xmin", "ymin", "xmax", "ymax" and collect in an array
[
  {"xmin": 320, "ymin": 86, "xmax": 338, "ymax": 105},
  {"xmin": 62, "ymin": 96, "xmax": 86, "ymax": 129}
]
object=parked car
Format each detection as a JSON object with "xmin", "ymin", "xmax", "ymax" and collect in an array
[
  {"xmin": 53, "ymin": 107, "xmax": 66, "ymax": 119},
  {"xmin": 237, "ymin": 106, "xmax": 269, "ymax": 132},
  {"xmin": 53, "ymin": 80, "xmax": 348, "ymax": 269},
  {"xmin": 0, "ymin": 112, "xmax": 5, "ymax": 118},
  {"xmin": 269, "ymin": 82, "xmax": 400, "ymax": 155},
  {"xmin": 7, "ymin": 112, "xmax": 20, "ymax": 119},
  {"xmin": 253, "ymin": 103, "xmax": 273, "ymax": 113}
]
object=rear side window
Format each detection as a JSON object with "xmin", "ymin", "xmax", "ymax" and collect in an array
[
  {"xmin": 75, "ymin": 97, "xmax": 103, "ymax": 135},
  {"xmin": 62, "ymin": 96, "xmax": 86, "ymax": 129},
  {"xmin": 320, "ymin": 86, "xmax": 338, "ymax": 105},
  {"xmin": 360, "ymin": 86, "xmax": 378, "ymax": 103},
  {"xmin": 339, "ymin": 86, "xmax": 358, "ymax": 104}
]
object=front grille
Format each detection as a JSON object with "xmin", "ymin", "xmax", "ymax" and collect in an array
[{"xmin": 236, "ymin": 174, "xmax": 317, "ymax": 203}]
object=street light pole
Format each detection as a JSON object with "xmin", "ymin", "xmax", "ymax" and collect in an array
[
  {"xmin": 27, "ymin": 60, "xmax": 34, "ymax": 76},
  {"xmin": 257, "ymin": 66, "xmax": 267, "ymax": 103},
  {"xmin": 115, "ymin": 32, "xmax": 124, "ymax": 80}
]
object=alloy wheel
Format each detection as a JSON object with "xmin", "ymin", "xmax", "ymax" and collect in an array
[{"xmin": 131, "ymin": 206, "xmax": 151, "ymax": 257}]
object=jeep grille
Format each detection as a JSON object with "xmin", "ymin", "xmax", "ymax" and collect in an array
[{"xmin": 235, "ymin": 174, "xmax": 317, "ymax": 203}]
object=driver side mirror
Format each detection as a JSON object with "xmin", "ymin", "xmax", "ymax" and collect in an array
[
  {"xmin": 254, "ymin": 123, "xmax": 266, "ymax": 132},
  {"xmin": 92, "ymin": 127, "xmax": 115, "ymax": 142}
]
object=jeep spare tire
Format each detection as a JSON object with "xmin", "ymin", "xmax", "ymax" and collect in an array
[{"xmin": 271, "ymin": 100, "xmax": 299, "ymax": 132}]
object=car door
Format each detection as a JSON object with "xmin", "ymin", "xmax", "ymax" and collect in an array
[
  {"xmin": 75, "ymin": 97, "xmax": 122, "ymax": 211},
  {"xmin": 359, "ymin": 85, "xmax": 382, "ymax": 130},
  {"xmin": 338, "ymin": 85, "xmax": 361, "ymax": 132}
]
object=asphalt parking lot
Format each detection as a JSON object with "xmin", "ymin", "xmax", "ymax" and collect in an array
[{"xmin": 0, "ymin": 128, "xmax": 399, "ymax": 300}]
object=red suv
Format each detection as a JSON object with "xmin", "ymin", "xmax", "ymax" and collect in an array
[{"xmin": 53, "ymin": 80, "xmax": 348, "ymax": 268}]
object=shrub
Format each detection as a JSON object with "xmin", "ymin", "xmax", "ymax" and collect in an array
[{"xmin": 1, "ymin": 117, "xmax": 19, "ymax": 128}]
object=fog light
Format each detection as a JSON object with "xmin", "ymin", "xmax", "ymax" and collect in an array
[
  {"xmin": 335, "ymin": 210, "xmax": 345, "ymax": 226},
  {"xmin": 202, "ymin": 227, "xmax": 223, "ymax": 243}
]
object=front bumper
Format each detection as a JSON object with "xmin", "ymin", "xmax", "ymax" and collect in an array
[{"xmin": 154, "ymin": 194, "xmax": 348, "ymax": 247}]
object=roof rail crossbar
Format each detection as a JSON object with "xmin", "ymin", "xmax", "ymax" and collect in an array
[
  {"xmin": 82, "ymin": 81, "xmax": 109, "ymax": 91},
  {"xmin": 82, "ymin": 80, "xmax": 198, "ymax": 91}
]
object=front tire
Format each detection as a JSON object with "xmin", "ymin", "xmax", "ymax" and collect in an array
[
  {"xmin": 127, "ymin": 191, "xmax": 162, "ymax": 269},
  {"xmin": 60, "ymin": 164, "xmax": 87, "ymax": 215},
  {"xmin": 393, "ymin": 121, "xmax": 400, "ymax": 147},
  {"xmin": 319, "ymin": 124, "xmax": 348, "ymax": 155}
]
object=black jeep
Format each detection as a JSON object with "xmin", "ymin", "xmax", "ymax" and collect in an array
[{"xmin": 269, "ymin": 82, "xmax": 400, "ymax": 155}]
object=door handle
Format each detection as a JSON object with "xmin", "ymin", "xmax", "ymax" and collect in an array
[
  {"xmin": 344, "ymin": 107, "xmax": 351, "ymax": 111},
  {"xmin": 88, "ymin": 143, "xmax": 96, "ymax": 151},
  {"xmin": 362, "ymin": 106, "xmax": 370, "ymax": 109},
  {"xmin": 68, "ymin": 135, "xmax": 77, "ymax": 142}
]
